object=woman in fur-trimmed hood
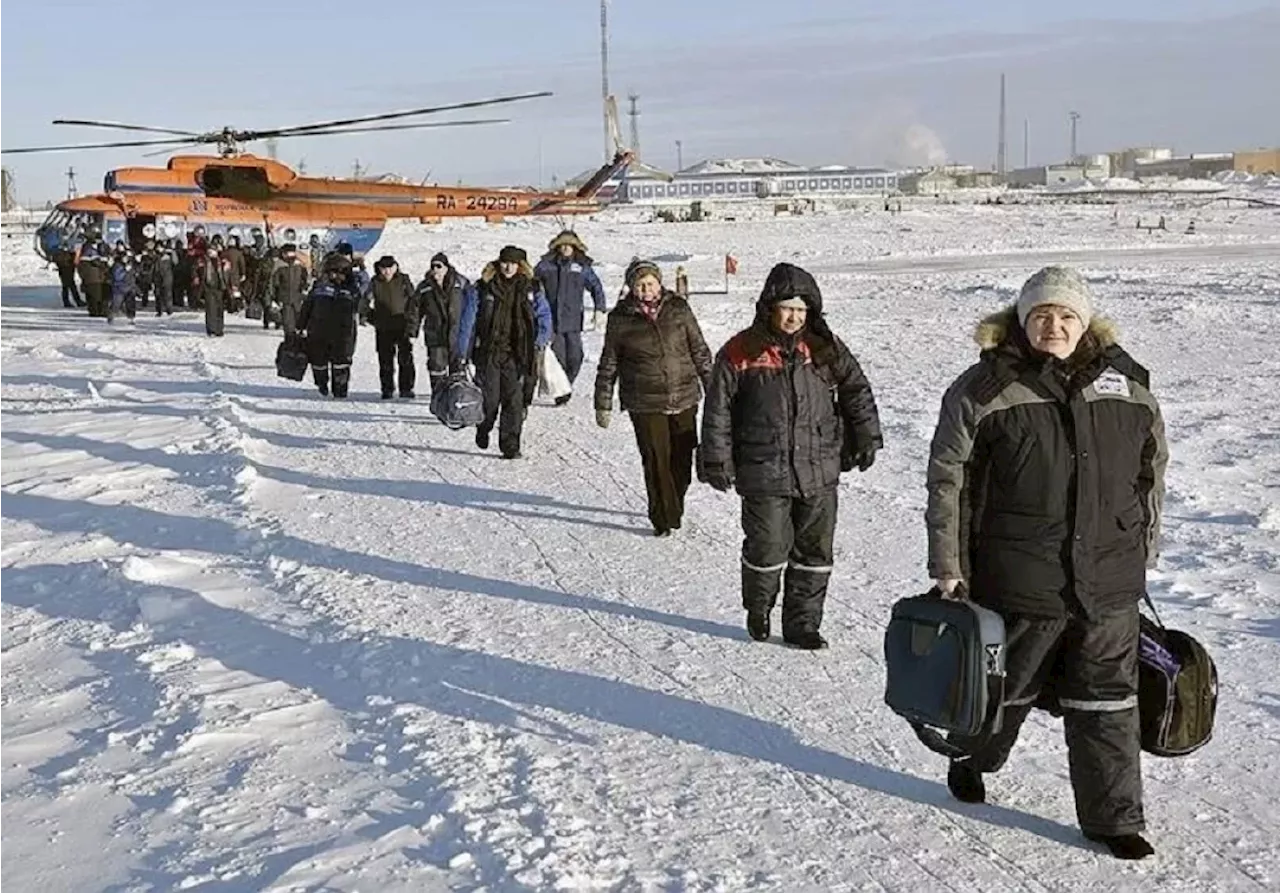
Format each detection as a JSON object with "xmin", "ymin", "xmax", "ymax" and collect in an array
[
  {"xmin": 453, "ymin": 245, "xmax": 552, "ymax": 460},
  {"xmin": 924, "ymin": 265, "xmax": 1168, "ymax": 860}
]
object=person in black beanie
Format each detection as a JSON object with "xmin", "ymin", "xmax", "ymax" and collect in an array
[
  {"xmin": 417, "ymin": 251, "xmax": 475, "ymax": 399},
  {"xmin": 454, "ymin": 245, "xmax": 552, "ymax": 459}
]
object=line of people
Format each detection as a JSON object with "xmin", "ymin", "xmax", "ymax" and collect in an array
[{"xmin": 288, "ymin": 236, "xmax": 1165, "ymax": 856}]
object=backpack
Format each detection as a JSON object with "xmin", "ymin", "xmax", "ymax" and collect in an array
[
  {"xmin": 1138, "ymin": 595, "xmax": 1218, "ymax": 757},
  {"xmin": 275, "ymin": 333, "xmax": 309, "ymax": 381},
  {"xmin": 431, "ymin": 372, "xmax": 485, "ymax": 430},
  {"xmin": 884, "ymin": 586, "xmax": 1007, "ymax": 758}
]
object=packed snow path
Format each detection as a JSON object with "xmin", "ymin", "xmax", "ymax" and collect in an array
[{"xmin": 5, "ymin": 211, "xmax": 1280, "ymax": 891}]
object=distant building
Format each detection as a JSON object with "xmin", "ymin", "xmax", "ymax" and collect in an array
[
  {"xmin": 1108, "ymin": 147, "xmax": 1173, "ymax": 178},
  {"xmin": 898, "ymin": 168, "xmax": 958, "ymax": 195},
  {"xmin": 614, "ymin": 157, "xmax": 898, "ymax": 204},
  {"xmin": 1133, "ymin": 153, "xmax": 1234, "ymax": 180},
  {"xmin": 1006, "ymin": 161, "xmax": 1107, "ymax": 188},
  {"xmin": 1233, "ymin": 148, "xmax": 1280, "ymax": 175}
]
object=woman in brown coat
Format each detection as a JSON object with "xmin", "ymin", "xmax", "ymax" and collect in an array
[{"xmin": 595, "ymin": 260, "xmax": 713, "ymax": 536}]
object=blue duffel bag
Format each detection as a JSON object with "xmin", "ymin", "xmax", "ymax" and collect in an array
[{"xmin": 884, "ymin": 585, "xmax": 1007, "ymax": 758}]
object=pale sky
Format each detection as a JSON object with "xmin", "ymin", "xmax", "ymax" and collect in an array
[{"xmin": 2, "ymin": 0, "xmax": 1277, "ymax": 203}]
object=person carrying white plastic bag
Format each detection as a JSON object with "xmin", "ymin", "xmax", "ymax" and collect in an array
[{"xmin": 538, "ymin": 347, "xmax": 572, "ymax": 402}]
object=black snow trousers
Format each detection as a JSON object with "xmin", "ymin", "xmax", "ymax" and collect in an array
[
  {"xmin": 740, "ymin": 489, "xmax": 837, "ymax": 637},
  {"xmin": 83, "ymin": 280, "xmax": 109, "ymax": 317},
  {"xmin": 308, "ymin": 323, "xmax": 356, "ymax": 398},
  {"xmin": 57, "ymin": 263, "xmax": 83, "ymax": 307},
  {"xmin": 205, "ymin": 289, "xmax": 225, "ymax": 336},
  {"xmin": 154, "ymin": 279, "xmax": 173, "ymax": 315},
  {"xmin": 426, "ymin": 345, "xmax": 450, "ymax": 398},
  {"xmin": 478, "ymin": 354, "xmax": 526, "ymax": 458},
  {"xmin": 950, "ymin": 605, "xmax": 1144, "ymax": 837},
  {"xmin": 375, "ymin": 325, "xmax": 416, "ymax": 397},
  {"xmin": 630, "ymin": 408, "xmax": 697, "ymax": 533}
]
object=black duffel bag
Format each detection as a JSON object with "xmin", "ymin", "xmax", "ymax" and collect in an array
[
  {"xmin": 431, "ymin": 371, "xmax": 485, "ymax": 430},
  {"xmin": 1138, "ymin": 594, "xmax": 1218, "ymax": 757},
  {"xmin": 275, "ymin": 333, "xmax": 309, "ymax": 381}
]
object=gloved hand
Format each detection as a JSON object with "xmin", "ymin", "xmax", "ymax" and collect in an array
[
  {"xmin": 701, "ymin": 463, "xmax": 734, "ymax": 493},
  {"xmin": 449, "ymin": 358, "xmax": 468, "ymax": 375},
  {"xmin": 358, "ymin": 315, "xmax": 369, "ymax": 327},
  {"xmin": 595, "ymin": 409, "xmax": 611, "ymax": 429},
  {"xmin": 590, "ymin": 310, "xmax": 603, "ymax": 330},
  {"xmin": 853, "ymin": 446, "xmax": 877, "ymax": 472}
]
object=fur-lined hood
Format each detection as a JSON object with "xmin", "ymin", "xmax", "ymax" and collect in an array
[
  {"xmin": 974, "ymin": 305, "xmax": 1119, "ymax": 352},
  {"xmin": 547, "ymin": 230, "xmax": 589, "ymax": 255},
  {"xmin": 479, "ymin": 258, "xmax": 535, "ymax": 284}
]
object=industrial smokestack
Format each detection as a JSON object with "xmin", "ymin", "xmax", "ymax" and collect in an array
[{"xmin": 996, "ymin": 73, "xmax": 1007, "ymax": 176}]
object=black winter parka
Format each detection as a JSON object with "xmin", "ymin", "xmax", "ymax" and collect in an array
[
  {"xmin": 925, "ymin": 308, "xmax": 1168, "ymax": 620},
  {"xmin": 700, "ymin": 265, "xmax": 882, "ymax": 498}
]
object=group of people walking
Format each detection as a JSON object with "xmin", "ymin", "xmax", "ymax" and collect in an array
[
  {"xmin": 52, "ymin": 221, "xmax": 1169, "ymax": 857},
  {"xmin": 596, "ymin": 256, "xmax": 1165, "ymax": 860}
]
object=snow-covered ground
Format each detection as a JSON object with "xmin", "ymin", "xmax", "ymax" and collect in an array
[{"xmin": 4, "ymin": 202, "xmax": 1280, "ymax": 892}]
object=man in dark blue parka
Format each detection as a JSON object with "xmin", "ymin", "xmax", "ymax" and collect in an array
[{"xmin": 533, "ymin": 230, "xmax": 607, "ymax": 405}]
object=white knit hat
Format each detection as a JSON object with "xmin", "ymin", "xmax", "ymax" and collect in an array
[{"xmin": 1016, "ymin": 266, "xmax": 1093, "ymax": 329}]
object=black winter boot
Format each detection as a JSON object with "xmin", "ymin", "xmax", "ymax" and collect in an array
[
  {"xmin": 947, "ymin": 761, "xmax": 986, "ymax": 803},
  {"xmin": 1084, "ymin": 832, "xmax": 1154, "ymax": 860},
  {"xmin": 746, "ymin": 610, "xmax": 770, "ymax": 641},
  {"xmin": 783, "ymin": 630, "xmax": 828, "ymax": 650}
]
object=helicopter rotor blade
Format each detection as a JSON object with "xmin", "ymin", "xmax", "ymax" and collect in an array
[
  {"xmin": 236, "ymin": 91, "xmax": 552, "ymax": 141},
  {"xmin": 1, "ymin": 136, "xmax": 209, "ymax": 155},
  {"xmin": 142, "ymin": 141, "xmax": 204, "ymax": 158},
  {"xmin": 253, "ymin": 118, "xmax": 511, "ymax": 140},
  {"xmin": 52, "ymin": 119, "xmax": 203, "ymax": 138}
]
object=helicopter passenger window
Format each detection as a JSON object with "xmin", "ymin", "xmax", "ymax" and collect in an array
[{"xmin": 198, "ymin": 165, "xmax": 271, "ymax": 199}]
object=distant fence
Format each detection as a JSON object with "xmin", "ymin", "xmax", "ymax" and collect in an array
[{"xmin": 2, "ymin": 211, "xmax": 42, "ymax": 240}]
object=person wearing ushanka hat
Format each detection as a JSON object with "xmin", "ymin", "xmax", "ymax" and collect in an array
[
  {"xmin": 595, "ymin": 257, "xmax": 712, "ymax": 537},
  {"xmin": 925, "ymin": 265, "xmax": 1167, "ymax": 860},
  {"xmin": 699, "ymin": 262, "xmax": 883, "ymax": 650},
  {"xmin": 454, "ymin": 245, "xmax": 552, "ymax": 459},
  {"xmin": 534, "ymin": 230, "xmax": 608, "ymax": 404}
]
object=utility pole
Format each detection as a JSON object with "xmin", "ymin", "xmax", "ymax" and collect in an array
[
  {"xmin": 65, "ymin": 166, "xmax": 79, "ymax": 199},
  {"xmin": 675, "ymin": 139, "xmax": 683, "ymax": 171},
  {"xmin": 1069, "ymin": 110, "xmax": 1080, "ymax": 162},
  {"xmin": 996, "ymin": 73, "xmax": 1007, "ymax": 176},
  {"xmin": 1, "ymin": 167, "xmax": 14, "ymax": 212},
  {"xmin": 628, "ymin": 92, "xmax": 641, "ymax": 161},
  {"xmin": 600, "ymin": 0, "xmax": 611, "ymax": 161},
  {"xmin": 352, "ymin": 159, "xmax": 364, "ymax": 180},
  {"xmin": 1023, "ymin": 119, "xmax": 1030, "ymax": 168}
]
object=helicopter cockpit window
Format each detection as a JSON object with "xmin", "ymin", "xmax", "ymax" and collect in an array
[{"xmin": 198, "ymin": 165, "xmax": 271, "ymax": 200}]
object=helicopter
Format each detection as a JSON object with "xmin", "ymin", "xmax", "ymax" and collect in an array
[{"xmin": 2, "ymin": 91, "xmax": 637, "ymax": 261}]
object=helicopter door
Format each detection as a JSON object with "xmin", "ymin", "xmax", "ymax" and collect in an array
[{"xmin": 125, "ymin": 215, "xmax": 158, "ymax": 251}]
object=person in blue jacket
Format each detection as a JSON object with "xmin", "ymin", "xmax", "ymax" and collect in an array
[
  {"xmin": 533, "ymin": 230, "xmax": 607, "ymax": 405},
  {"xmin": 454, "ymin": 245, "xmax": 552, "ymax": 460},
  {"xmin": 108, "ymin": 244, "xmax": 140, "ymax": 324}
]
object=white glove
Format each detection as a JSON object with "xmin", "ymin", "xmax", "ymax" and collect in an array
[{"xmin": 595, "ymin": 409, "xmax": 611, "ymax": 429}]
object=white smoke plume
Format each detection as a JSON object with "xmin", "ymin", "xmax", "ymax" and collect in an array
[{"xmin": 851, "ymin": 102, "xmax": 950, "ymax": 168}]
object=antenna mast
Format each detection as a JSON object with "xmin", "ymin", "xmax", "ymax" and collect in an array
[
  {"xmin": 65, "ymin": 166, "xmax": 78, "ymax": 199},
  {"xmin": 1069, "ymin": 110, "xmax": 1081, "ymax": 162},
  {"xmin": 601, "ymin": 0, "xmax": 611, "ymax": 161}
]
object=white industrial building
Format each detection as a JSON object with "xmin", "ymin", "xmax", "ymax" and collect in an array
[{"xmin": 614, "ymin": 158, "xmax": 898, "ymax": 204}]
